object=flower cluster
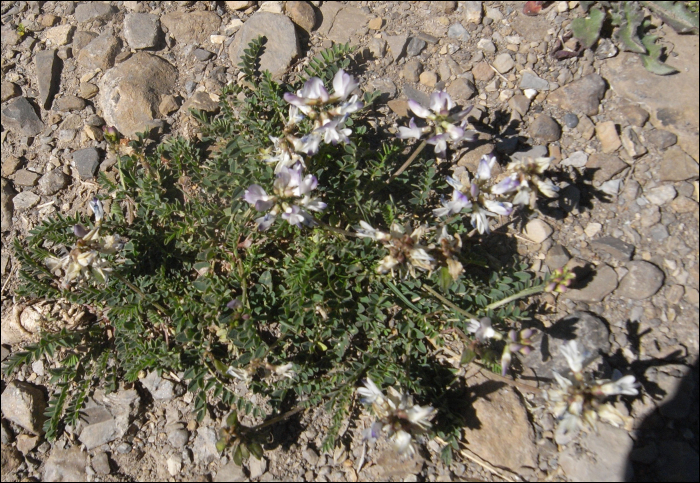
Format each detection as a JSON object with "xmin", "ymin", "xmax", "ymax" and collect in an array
[
  {"xmin": 434, "ymin": 153, "xmax": 516, "ymax": 234},
  {"xmin": 467, "ymin": 317, "xmax": 534, "ymax": 376},
  {"xmin": 261, "ymin": 69, "xmax": 363, "ymax": 173},
  {"xmin": 45, "ymin": 198, "xmax": 123, "ymax": 289},
  {"xmin": 243, "ymin": 162, "xmax": 326, "ymax": 231},
  {"xmin": 356, "ymin": 221, "xmax": 434, "ymax": 277},
  {"xmin": 545, "ymin": 266, "xmax": 576, "ymax": 293},
  {"xmin": 357, "ymin": 377, "xmax": 435, "ymax": 457},
  {"xmin": 397, "ymin": 91, "xmax": 476, "ymax": 155},
  {"xmin": 545, "ymin": 340, "xmax": 639, "ymax": 445},
  {"xmin": 432, "ymin": 151, "xmax": 560, "ymax": 234}
]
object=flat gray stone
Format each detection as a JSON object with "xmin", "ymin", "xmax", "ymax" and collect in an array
[
  {"xmin": 74, "ymin": 3, "xmax": 115, "ymax": 23},
  {"xmin": 214, "ymin": 461, "xmax": 246, "ymax": 482},
  {"xmin": 228, "ymin": 12, "xmax": 299, "ymax": 79},
  {"xmin": 545, "ymin": 244, "xmax": 570, "ymax": 270},
  {"xmin": 561, "ymin": 150, "xmax": 588, "ymax": 168},
  {"xmin": 559, "ymin": 424, "xmax": 634, "ymax": 481},
  {"xmin": 446, "ymin": 78, "xmax": 475, "ymax": 101},
  {"xmin": 519, "ymin": 71, "xmax": 549, "ymax": 91},
  {"xmin": 39, "ymin": 170, "xmax": 70, "ymax": 196},
  {"xmin": 73, "ymin": 147, "xmax": 101, "ymax": 178},
  {"xmin": 659, "ymin": 146, "xmax": 699, "ymax": 181},
  {"xmin": 91, "ymin": 451, "xmax": 111, "ymax": 475},
  {"xmin": 77, "ymin": 32, "xmax": 121, "ymax": 71},
  {"xmin": 73, "ymin": 30, "xmax": 98, "ymax": 51},
  {"xmin": 591, "ymin": 236, "xmax": 634, "ymax": 262},
  {"xmin": 646, "ymin": 129, "xmax": 677, "ymax": 150},
  {"xmin": 54, "ymin": 95, "xmax": 86, "ymax": 112},
  {"xmin": 384, "ymin": 34, "xmax": 409, "ymax": 62},
  {"xmin": 161, "ymin": 11, "xmax": 221, "ymax": 45},
  {"xmin": 522, "ymin": 311, "xmax": 611, "ymax": 379},
  {"xmin": 43, "ymin": 446, "xmax": 88, "ymax": 482},
  {"xmin": 406, "ymin": 37, "xmax": 426, "ymax": 57},
  {"xmin": 402, "ymin": 85, "xmax": 430, "ymax": 108},
  {"xmin": 35, "ymin": 49, "xmax": 59, "ymax": 109},
  {"xmin": 645, "ymin": 185, "xmax": 676, "ymax": 206},
  {"xmin": 99, "ymin": 52, "xmax": 177, "ymax": 138},
  {"xmin": 616, "ymin": 261, "xmax": 664, "ymax": 300},
  {"xmin": 587, "ymin": 153, "xmax": 628, "ymax": 184},
  {"xmin": 13, "ymin": 169, "xmax": 41, "ymax": 187},
  {"xmin": 493, "ymin": 53, "xmax": 514, "ymax": 74},
  {"xmin": 447, "ymin": 23, "xmax": 470, "ymax": 42},
  {"xmin": 1, "ymin": 97, "xmax": 44, "ymax": 136},
  {"xmin": 326, "ymin": 7, "xmax": 368, "ymax": 44},
  {"xmin": 12, "ymin": 191, "xmax": 41, "ymax": 211},
  {"xmin": 565, "ymin": 264, "xmax": 618, "ymax": 302},
  {"xmin": 403, "ymin": 59, "xmax": 422, "ymax": 83},
  {"xmin": 462, "ymin": 373, "xmax": 537, "ymax": 472},
  {"xmin": 124, "ymin": 13, "xmax": 161, "ymax": 49},
  {"xmin": 547, "ymin": 74, "xmax": 606, "ymax": 116},
  {"xmin": 193, "ymin": 427, "xmax": 220, "ymax": 465},
  {"xmin": 509, "ymin": 94, "xmax": 530, "ymax": 116}
]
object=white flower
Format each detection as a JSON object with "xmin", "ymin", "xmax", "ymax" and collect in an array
[
  {"xmin": 89, "ymin": 197, "xmax": 104, "ymax": 222},
  {"xmin": 467, "ymin": 317, "xmax": 497, "ymax": 342},
  {"xmin": 406, "ymin": 404, "xmax": 435, "ymax": 430},
  {"xmin": 273, "ymin": 363, "xmax": 296, "ymax": 380},
  {"xmin": 597, "ymin": 375, "xmax": 639, "ymax": 396},
  {"xmin": 397, "ymin": 117, "xmax": 423, "ymax": 140},
  {"xmin": 243, "ymin": 184, "xmax": 275, "ymax": 212},
  {"xmin": 331, "ymin": 69, "xmax": 358, "ymax": 100},
  {"xmin": 429, "ymin": 91, "xmax": 455, "ymax": 116},
  {"xmin": 226, "ymin": 367, "xmax": 251, "ymax": 382},
  {"xmin": 283, "ymin": 77, "xmax": 329, "ymax": 112},
  {"xmin": 560, "ymin": 340, "xmax": 586, "ymax": 374},
  {"xmin": 390, "ymin": 430, "xmax": 415, "ymax": 456},
  {"xmin": 476, "ymin": 154, "xmax": 497, "ymax": 181},
  {"xmin": 357, "ymin": 377, "xmax": 385, "ymax": 405},
  {"xmin": 407, "ymin": 99, "xmax": 433, "ymax": 119}
]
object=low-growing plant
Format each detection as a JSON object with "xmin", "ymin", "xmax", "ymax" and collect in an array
[
  {"xmin": 5, "ymin": 37, "xmax": 636, "ymax": 463},
  {"xmin": 569, "ymin": 1, "xmax": 699, "ymax": 74}
]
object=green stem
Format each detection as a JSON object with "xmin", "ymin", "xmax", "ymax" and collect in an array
[
  {"xmin": 422, "ymin": 284, "xmax": 477, "ymax": 319},
  {"xmin": 115, "ymin": 273, "xmax": 170, "ymax": 315},
  {"xmin": 316, "ymin": 220, "xmax": 358, "ymax": 238},
  {"xmin": 116, "ymin": 154, "xmax": 127, "ymax": 191},
  {"xmin": 484, "ymin": 284, "xmax": 545, "ymax": 312},
  {"xmin": 387, "ymin": 139, "xmax": 428, "ymax": 183}
]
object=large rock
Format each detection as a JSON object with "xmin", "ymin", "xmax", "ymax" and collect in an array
[
  {"xmin": 124, "ymin": 13, "xmax": 161, "ymax": 49},
  {"xmin": 565, "ymin": 264, "xmax": 618, "ymax": 302},
  {"xmin": 602, "ymin": 27, "xmax": 699, "ymax": 160},
  {"xmin": 99, "ymin": 53, "xmax": 177, "ymax": 138},
  {"xmin": 616, "ymin": 261, "xmax": 664, "ymax": 300},
  {"xmin": 77, "ymin": 31, "xmax": 121, "ymax": 71},
  {"xmin": 1, "ymin": 97, "xmax": 44, "ymax": 136},
  {"xmin": 1, "ymin": 381, "xmax": 47, "ymax": 434},
  {"xmin": 161, "ymin": 11, "xmax": 221, "ymax": 45},
  {"xmin": 319, "ymin": 5, "xmax": 368, "ymax": 44},
  {"xmin": 547, "ymin": 74, "xmax": 606, "ymax": 116},
  {"xmin": 659, "ymin": 145, "xmax": 699, "ymax": 181},
  {"xmin": 43, "ymin": 446, "xmax": 88, "ymax": 482},
  {"xmin": 463, "ymin": 373, "xmax": 537, "ymax": 472},
  {"xmin": 558, "ymin": 424, "xmax": 634, "ymax": 482},
  {"xmin": 228, "ymin": 12, "xmax": 300, "ymax": 79},
  {"xmin": 522, "ymin": 312, "xmax": 610, "ymax": 379}
]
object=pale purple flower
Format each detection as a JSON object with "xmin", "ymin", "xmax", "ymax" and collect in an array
[
  {"xmin": 291, "ymin": 133, "xmax": 322, "ymax": 156},
  {"xmin": 407, "ymin": 99, "xmax": 433, "ymax": 119},
  {"xmin": 333, "ymin": 94, "xmax": 364, "ymax": 115},
  {"xmin": 491, "ymin": 174, "xmax": 521, "ymax": 195},
  {"xmin": 300, "ymin": 196, "xmax": 327, "ymax": 212},
  {"xmin": 332, "ymin": 69, "xmax": 358, "ymax": 100},
  {"xmin": 284, "ymin": 77, "xmax": 329, "ymax": 111},
  {"xmin": 281, "ymin": 205, "xmax": 314, "ymax": 228},
  {"xmin": 255, "ymin": 213, "xmax": 277, "ymax": 231},
  {"xmin": 427, "ymin": 133, "xmax": 449, "ymax": 155},
  {"xmin": 476, "ymin": 154, "xmax": 497, "ymax": 181},
  {"xmin": 397, "ymin": 117, "xmax": 423, "ymax": 140},
  {"xmin": 483, "ymin": 200, "xmax": 513, "ymax": 216},
  {"xmin": 89, "ymin": 197, "xmax": 104, "ymax": 221},
  {"xmin": 243, "ymin": 184, "xmax": 275, "ymax": 212},
  {"xmin": 433, "ymin": 189, "xmax": 471, "ymax": 217},
  {"xmin": 315, "ymin": 117, "xmax": 352, "ymax": 145},
  {"xmin": 429, "ymin": 91, "xmax": 455, "ymax": 116}
]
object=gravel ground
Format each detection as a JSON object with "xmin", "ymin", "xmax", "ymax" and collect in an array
[{"xmin": 1, "ymin": 1, "xmax": 698, "ymax": 482}]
